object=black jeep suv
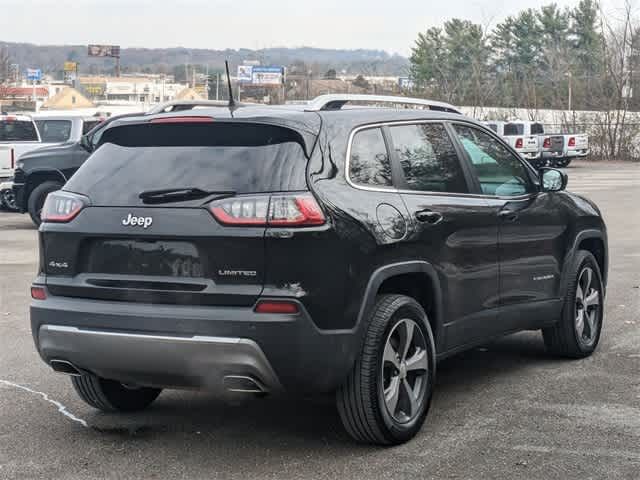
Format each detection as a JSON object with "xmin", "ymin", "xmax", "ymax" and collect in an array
[{"xmin": 30, "ymin": 95, "xmax": 608, "ymax": 445}]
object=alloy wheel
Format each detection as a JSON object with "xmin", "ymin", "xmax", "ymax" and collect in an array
[
  {"xmin": 575, "ymin": 266, "xmax": 601, "ymax": 347},
  {"xmin": 381, "ymin": 318, "xmax": 429, "ymax": 424}
]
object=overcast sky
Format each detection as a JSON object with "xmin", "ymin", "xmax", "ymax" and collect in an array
[{"xmin": 1, "ymin": 0, "xmax": 632, "ymax": 56}]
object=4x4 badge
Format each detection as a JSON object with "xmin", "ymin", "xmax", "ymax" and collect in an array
[{"xmin": 122, "ymin": 213, "xmax": 153, "ymax": 229}]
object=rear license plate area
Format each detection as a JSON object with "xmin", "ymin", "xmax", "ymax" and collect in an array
[{"xmin": 83, "ymin": 239, "xmax": 204, "ymax": 277}]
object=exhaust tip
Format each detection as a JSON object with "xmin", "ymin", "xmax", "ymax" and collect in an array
[
  {"xmin": 223, "ymin": 375, "xmax": 266, "ymax": 393},
  {"xmin": 50, "ymin": 359, "xmax": 82, "ymax": 377}
]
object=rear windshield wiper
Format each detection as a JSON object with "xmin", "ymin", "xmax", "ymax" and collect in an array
[{"xmin": 139, "ymin": 187, "xmax": 236, "ymax": 204}]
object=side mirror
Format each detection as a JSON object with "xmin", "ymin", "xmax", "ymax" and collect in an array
[{"xmin": 540, "ymin": 168, "xmax": 567, "ymax": 192}]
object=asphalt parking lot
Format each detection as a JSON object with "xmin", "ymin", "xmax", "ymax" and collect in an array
[{"xmin": 0, "ymin": 160, "xmax": 638, "ymax": 480}]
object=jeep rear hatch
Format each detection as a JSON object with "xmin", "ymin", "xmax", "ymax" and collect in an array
[{"xmin": 41, "ymin": 120, "xmax": 319, "ymax": 307}]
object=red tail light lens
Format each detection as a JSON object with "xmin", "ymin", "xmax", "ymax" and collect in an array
[
  {"xmin": 254, "ymin": 300, "xmax": 299, "ymax": 314},
  {"xmin": 568, "ymin": 137, "xmax": 576, "ymax": 147},
  {"xmin": 515, "ymin": 138, "xmax": 524, "ymax": 149},
  {"xmin": 10, "ymin": 148, "xmax": 15, "ymax": 169},
  {"xmin": 31, "ymin": 286, "xmax": 47, "ymax": 300},
  {"xmin": 209, "ymin": 193, "xmax": 325, "ymax": 227},
  {"xmin": 41, "ymin": 191, "xmax": 89, "ymax": 223},
  {"xmin": 543, "ymin": 137, "xmax": 551, "ymax": 148}
]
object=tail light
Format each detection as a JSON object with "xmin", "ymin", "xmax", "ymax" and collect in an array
[
  {"xmin": 209, "ymin": 193, "xmax": 325, "ymax": 227},
  {"xmin": 10, "ymin": 148, "xmax": 14, "ymax": 169},
  {"xmin": 568, "ymin": 137, "xmax": 576, "ymax": 147},
  {"xmin": 543, "ymin": 137, "xmax": 551, "ymax": 149},
  {"xmin": 31, "ymin": 286, "xmax": 47, "ymax": 300},
  {"xmin": 515, "ymin": 138, "xmax": 524, "ymax": 149},
  {"xmin": 41, "ymin": 191, "xmax": 89, "ymax": 223}
]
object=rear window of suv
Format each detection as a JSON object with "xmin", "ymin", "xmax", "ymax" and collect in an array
[
  {"xmin": 66, "ymin": 122, "xmax": 310, "ymax": 205},
  {"xmin": 0, "ymin": 119, "xmax": 38, "ymax": 142}
]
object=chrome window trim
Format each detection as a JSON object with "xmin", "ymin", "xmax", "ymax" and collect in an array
[{"xmin": 345, "ymin": 119, "xmax": 536, "ymax": 201}]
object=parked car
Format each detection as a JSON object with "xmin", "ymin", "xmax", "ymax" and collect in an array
[
  {"xmin": 30, "ymin": 94, "xmax": 607, "ymax": 445},
  {"xmin": 488, "ymin": 120, "xmax": 588, "ymax": 168},
  {"xmin": 12, "ymin": 113, "xmax": 141, "ymax": 225}
]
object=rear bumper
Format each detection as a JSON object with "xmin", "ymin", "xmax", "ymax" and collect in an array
[
  {"xmin": 519, "ymin": 151, "xmax": 541, "ymax": 160},
  {"xmin": 38, "ymin": 325, "xmax": 282, "ymax": 392},
  {"xmin": 31, "ymin": 292, "xmax": 360, "ymax": 394},
  {"xmin": 566, "ymin": 149, "xmax": 590, "ymax": 158}
]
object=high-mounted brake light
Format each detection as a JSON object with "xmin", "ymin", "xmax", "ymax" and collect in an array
[
  {"xmin": 515, "ymin": 138, "xmax": 524, "ymax": 149},
  {"xmin": 255, "ymin": 300, "xmax": 299, "ymax": 314},
  {"xmin": 150, "ymin": 116, "xmax": 214, "ymax": 124},
  {"xmin": 209, "ymin": 193, "xmax": 325, "ymax": 227},
  {"xmin": 568, "ymin": 137, "xmax": 576, "ymax": 147},
  {"xmin": 41, "ymin": 191, "xmax": 89, "ymax": 223}
]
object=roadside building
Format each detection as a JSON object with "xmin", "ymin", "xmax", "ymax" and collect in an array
[
  {"xmin": 41, "ymin": 87, "xmax": 94, "ymax": 110},
  {"xmin": 78, "ymin": 75, "xmax": 188, "ymax": 104}
]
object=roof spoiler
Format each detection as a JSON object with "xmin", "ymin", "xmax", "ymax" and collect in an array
[{"xmin": 303, "ymin": 94, "xmax": 462, "ymax": 115}]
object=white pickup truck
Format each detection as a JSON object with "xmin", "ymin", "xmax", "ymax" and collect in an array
[
  {"xmin": 487, "ymin": 120, "xmax": 588, "ymax": 168},
  {"xmin": 0, "ymin": 115, "xmax": 43, "ymax": 180}
]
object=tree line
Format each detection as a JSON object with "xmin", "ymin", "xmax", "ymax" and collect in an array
[
  {"xmin": 409, "ymin": 0, "xmax": 640, "ymax": 160},
  {"xmin": 409, "ymin": 0, "xmax": 629, "ymax": 111}
]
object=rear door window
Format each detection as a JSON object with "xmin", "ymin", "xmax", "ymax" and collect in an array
[
  {"xmin": 0, "ymin": 120, "xmax": 38, "ymax": 142},
  {"xmin": 35, "ymin": 120, "xmax": 73, "ymax": 142},
  {"xmin": 388, "ymin": 123, "xmax": 469, "ymax": 193},
  {"xmin": 349, "ymin": 128, "xmax": 392, "ymax": 187}
]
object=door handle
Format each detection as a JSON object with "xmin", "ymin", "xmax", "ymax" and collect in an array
[
  {"xmin": 498, "ymin": 209, "xmax": 519, "ymax": 222},
  {"xmin": 415, "ymin": 210, "xmax": 443, "ymax": 225}
]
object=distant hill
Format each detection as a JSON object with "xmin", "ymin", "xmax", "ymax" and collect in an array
[{"xmin": 0, "ymin": 42, "xmax": 409, "ymax": 79}]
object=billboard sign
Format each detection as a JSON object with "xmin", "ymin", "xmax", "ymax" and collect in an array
[
  {"xmin": 237, "ymin": 65, "xmax": 253, "ymax": 83},
  {"xmin": 63, "ymin": 61, "xmax": 77, "ymax": 72},
  {"xmin": 251, "ymin": 66, "xmax": 284, "ymax": 85},
  {"xmin": 88, "ymin": 44, "xmax": 121, "ymax": 58},
  {"xmin": 26, "ymin": 68, "xmax": 42, "ymax": 81}
]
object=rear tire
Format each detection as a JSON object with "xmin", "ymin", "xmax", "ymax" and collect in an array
[
  {"xmin": 28, "ymin": 181, "xmax": 62, "ymax": 226},
  {"xmin": 543, "ymin": 251, "xmax": 604, "ymax": 358},
  {"xmin": 336, "ymin": 294, "xmax": 436, "ymax": 445},
  {"xmin": 72, "ymin": 375, "xmax": 161, "ymax": 412}
]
